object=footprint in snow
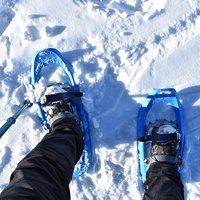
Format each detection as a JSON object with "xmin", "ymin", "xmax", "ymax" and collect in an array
[
  {"xmin": 24, "ymin": 26, "xmax": 40, "ymax": 41},
  {"xmin": 43, "ymin": 26, "xmax": 66, "ymax": 37},
  {"xmin": 24, "ymin": 25, "xmax": 66, "ymax": 41},
  {"xmin": 0, "ymin": 8, "xmax": 15, "ymax": 36}
]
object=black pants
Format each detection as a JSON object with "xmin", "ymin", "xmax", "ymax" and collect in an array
[
  {"xmin": 143, "ymin": 162, "xmax": 184, "ymax": 200},
  {"xmin": 0, "ymin": 116, "xmax": 184, "ymax": 200},
  {"xmin": 0, "ymin": 115, "xmax": 84, "ymax": 200}
]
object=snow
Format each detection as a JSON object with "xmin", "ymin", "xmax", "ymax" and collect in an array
[{"xmin": 0, "ymin": 0, "xmax": 200, "ymax": 199}]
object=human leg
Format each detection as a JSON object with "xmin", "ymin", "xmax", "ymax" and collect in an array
[
  {"xmin": 143, "ymin": 162, "xmax": 184, "ymax": 200},
  {"xmin": 0, "ymin": 113, "xmax": 84, "ymax": 200}
]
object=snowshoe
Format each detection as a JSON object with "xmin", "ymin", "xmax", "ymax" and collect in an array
[
  {"xmin": 137, "ymin": 88, "xmax": 184, "ymax": 183},
  {"xmin": 30, "ymin": 48, "xmax": 92, "ymax": 178}
]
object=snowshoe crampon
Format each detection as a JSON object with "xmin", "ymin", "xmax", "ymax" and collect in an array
[
  {"xmin": 137, "ymin": 88, "xmax": 184, "ymax": 183},
  {"xmin": 30, "ymin": 48, "xmax": 92, "ymax": 178}
]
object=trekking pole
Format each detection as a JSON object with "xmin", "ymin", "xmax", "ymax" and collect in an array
[{"xmin": 0, "ymin": 100, "xmax": 33, "ymax": 138}]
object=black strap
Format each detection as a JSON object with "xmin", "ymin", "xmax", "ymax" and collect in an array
[
  {"xmin": 139, "ymin": 133, "xmax": 178, "ymax": 142},
  {"xmin": 42, "ymin": 91, "xmax": 83, "ymax": 105}
]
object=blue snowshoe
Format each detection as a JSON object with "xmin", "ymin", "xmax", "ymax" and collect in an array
[
  {"xmin": 137, "ymin": 88, "xmax": 184, "ymax": 183},
  {"xmin": 30, "ymin": 48, "xmax": 92, "ymax": 178}
]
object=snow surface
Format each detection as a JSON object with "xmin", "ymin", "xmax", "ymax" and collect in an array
[{"xmin": 0, "ymin": 0, "xmax": 200, "ymax": 199}]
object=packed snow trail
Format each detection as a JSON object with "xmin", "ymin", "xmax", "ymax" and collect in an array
[{"xmin": 0, "ymin": 0, "xmax": 200, "ymax": 199}]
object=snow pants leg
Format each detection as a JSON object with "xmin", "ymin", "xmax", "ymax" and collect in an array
[
  {"xmin": 0, "ymin": 114, "xmax": 84, "ymax": 200},
  {"xmin": 143, "ymin": 162, "xmax": 184, "ymax": 200}
]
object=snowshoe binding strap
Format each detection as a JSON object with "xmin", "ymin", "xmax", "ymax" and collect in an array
[
  {"xmin": 145, "ymin": 154, "xmax": 181, "ymax": 166},
  {"xmin": 139, "ymin": 133, "xmax": 178, "ymax": 143},
  {"xmin": 41, "ymin": 91, "xmax": 83, "ymax": 106}
]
